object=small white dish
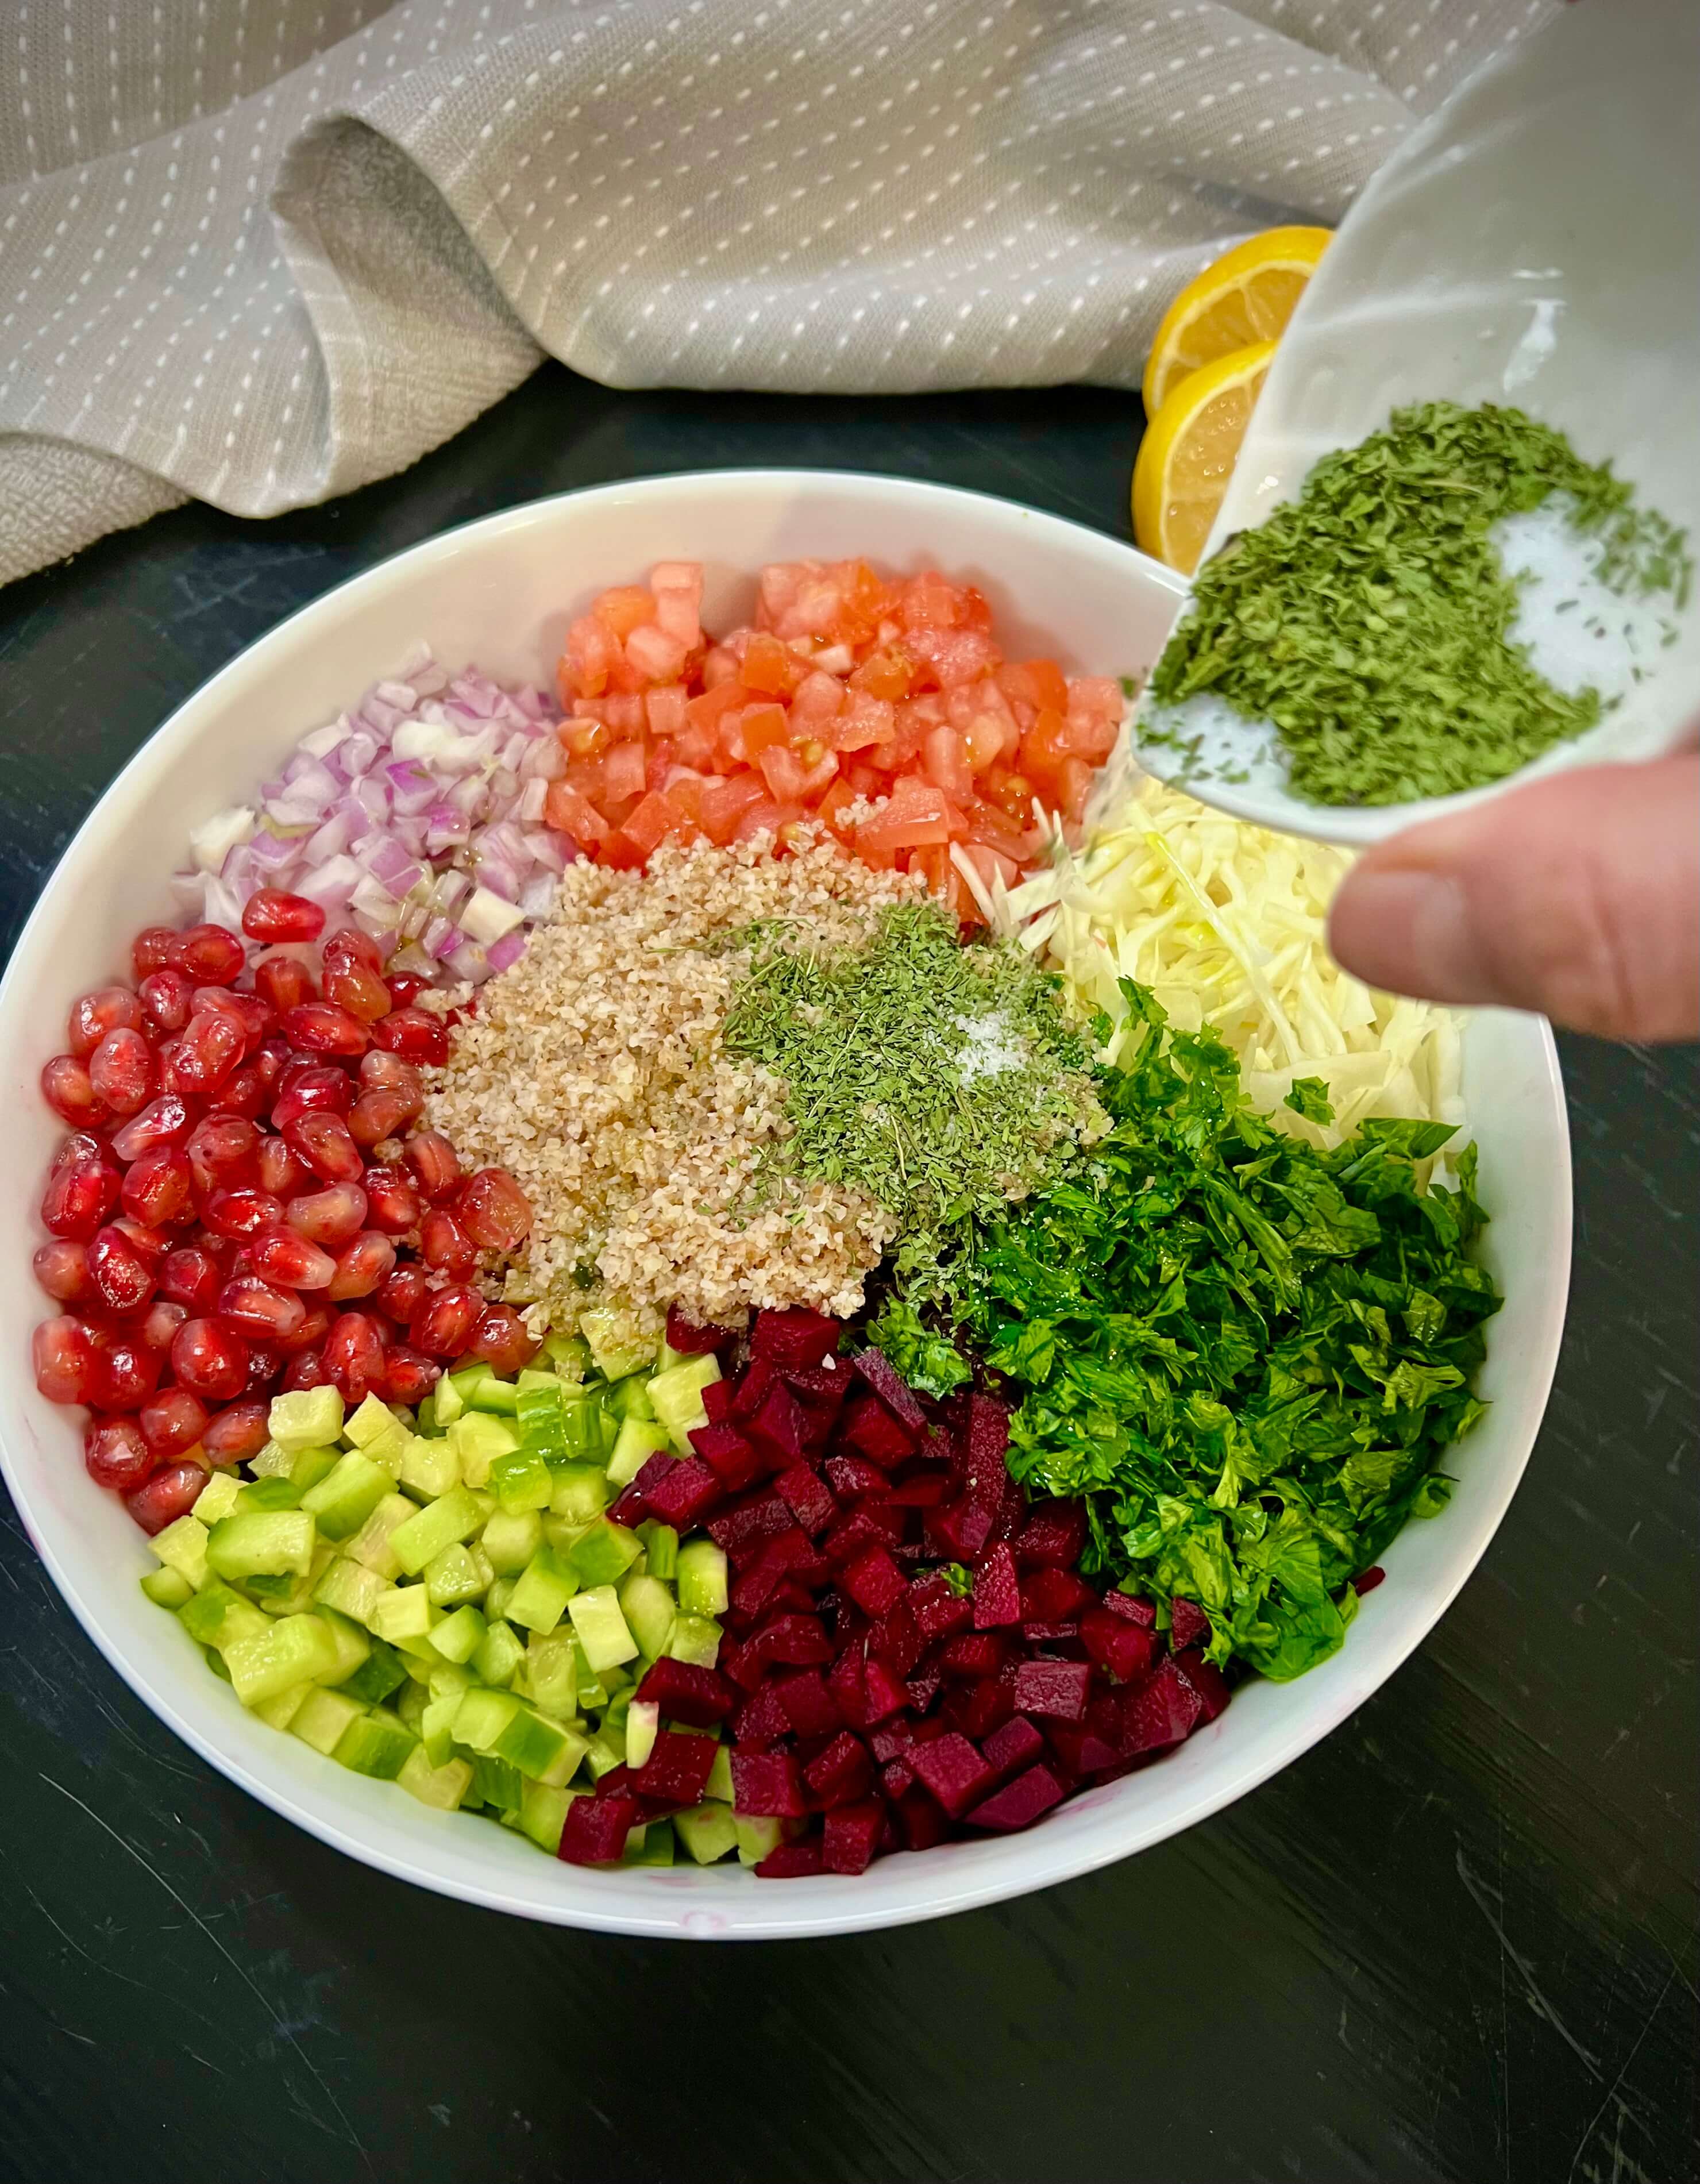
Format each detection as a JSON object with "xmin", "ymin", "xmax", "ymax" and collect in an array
[
  {"xmin": 0, "ymin": 473, "xmax": 1570, "ymax": 1936},
  {"xmin": 1139, "ymin": 0, "xmax": 1700, "ymax": 848}
]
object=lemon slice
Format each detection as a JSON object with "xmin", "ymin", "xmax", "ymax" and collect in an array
[
  {"xmin": 1142, "ymin": 226, "xmax": 1330, "ymax": 417},
  {"xmin": 1132, "ymin": 340, "xmax": 1274, "ymax": 576}
]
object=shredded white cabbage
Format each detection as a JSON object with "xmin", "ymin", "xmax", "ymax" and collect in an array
[{"xmin": 994, "ymin": 772, "xmax": 1466, "ymax": 1153}]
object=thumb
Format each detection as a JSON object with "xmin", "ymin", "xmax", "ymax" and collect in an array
[{"xmin": 1328, "ymin": 751, "xmax": 1700, "ymax": 1041}]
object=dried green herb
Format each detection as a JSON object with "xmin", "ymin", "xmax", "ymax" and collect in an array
[{"xmin": 1147, "ymin": 399, "xmax": 1691, "ymax": 804}]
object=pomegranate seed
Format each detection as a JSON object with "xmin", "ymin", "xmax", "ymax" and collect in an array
[
  {"xmin": 159, "ymin": 1245, "xmax": 223, "ymax": 1314},
  {"xmin": 202, "ymin": 1401, "xmax": 270, "ymax": 1465},
  {"xmin": 68, "ymin": 985, "xmax": 145, "ymax": 1060},
  {"xmin": 40, "ymin": 1054, "xmax": 105, "ymax": 1126},
  {"xmin": 140, "ymin": 1386, "xmax": 210, "ymax": 1460},
  {"xmin": 195, "ymin": 987, "xmax": 273, "ymax": 1042},
  {"xmin": 202, "ymin": 1187, "xmax": 284, "ymax": 1239},
  {"xmin": 284, "ymin": 1347, "xmax": 329, "ymax": 1391},
  {"xmin": 185, "ymin": 1114, "xmax": 261, "ymax": 1193},
  {"xmin": 286, "ymin": 1181, "xmax": 368, "ymax": 1249},
  {"xmin": 52, "ymin": 1130, "xmax": 106, "ymax": 1173},
  {"xmin": 323, "ymin": 958, "xmax": 391, "ymax": 1023},
  {"xmin": 348, "ymin": 1086, "xmax": 414, "ymax": 1148},
  {"xmin": 217, "ymin": 1275, "xmax": 307, "ymax": 1342},
  {"xmin": 468, "ymin": 1303, "xmax": 535, "ymax": 1376},
  {"xmin": 411, "ymin": 1282, "xmax": 481, "ymax": 1358},
  {"xmin": 139, "ymin": 1299, "xmax": 188, "ymax": 1353},
  {"xmin": 250, "ymin": 1034, "xmax": 292, "ymax": 1096},
  {"xmin": 323, "ymin": 1311, "xmax": 387, "ymax": 1402},
  {"xmin": 88, "ymin": 1027, "xmax": 156, "ymax": 1118},
  {"xmin": 372, "ymin": 1007, "xmax": 448, "ymax": 1065},
  {"xmin": 210, "ymin": 1065, "xmax": 267, "ymax": 1119},
  {"xmin": 323, "ymin": 927, "xmax": 384, "ymax": 975},
  {"xmin": 110, "ymin": 1093, "xmax": 195, "ymax": 1162},
  {"xmin": 283, "ymin": 1002, "xmax": 368, "ymax": 1056},
  {"xmin": 167, "ymin": 1009, "xmax": 246, "ymax": 1092},
  {"xmin": 86, "ymin": 1415, "xmax": 159, "ymax": 1492},
  {"xmin": 278, "ymin": 1301, "xmax": 333, "ymax": 1357},
  {"xmin": 110, "ymin": 1216, "xmax": 167, "ymax": 1262},
  {"xmin": 326, "ymin": 1231, "xmax": 396, "ymax": 1302},
  {"xmin": 380, "ymin": 1344, "xmax": 441, "ymax": 1405},
  {"xmin": 271, "ymin": 1063, "xmax": 354, "ymax": 1129},
  {"xmin": 125, "ymin": 1459, "xmax": 208, "ymax": 1535},
  {"xmin": 88, "ymin": 1225, "xmax": 156, "ymax": 1314},
  {"xmin": 256, "ymin": 1136, "xmax": 312, "ymax": 1199},
  {"xmin": 177, "ymin": 924, "xmax": 245, "ymax": 984},
  {"xmin": 420, "ymin": 1209, "xmax": 476, "ymax": 1276},
  {"xmin": 243, "ymin": 889, "xmax": 326, "ymax": 943},
  {"xmin": 457, "ymin": 1168, "xmax": 533, "ymax": 1253},
  {"xmin": 132, "ymin": 927, "xmax": 182, "ymax": 979},
  {"xmin": 404, "ymin": 1131, "xmax": 461, "ymax": 1201},
  {"xmin": 250, "ymin": 1223, "xmax": 336, "ymax": 1289},
  {"xmin": 363, "ymin": 1164, "xmax": 423, "ymax": 1235},
  {"xmin": 245, "ymin": 1342, "xmax": 286, "ymax": 1394},
  {"xmin": 255, "ymin": 953, "xmax": 317, "ymax": 1012},
  {"xmin": 386, "ymin": 973, "xmax": 430, "ymax": 1008},
  {"xmin": 285, "ymin": 1110, "xmax": 363, "ymax": 1184},
  {"xmin": 33, "ymin": 1239, "xmax": 94, "ymax": 1305},
  {"xmin": 138, "ymin": 968, "xmax": 194, "ymax": 1032},
  {"xmin": 170, "ymin": 1318, "xmax": 249, "ymax": 1401},
  {"xmin": 360, "ymin": 1050, "xmax": 425, "ymax": 1100},
  {"xmin": 90, "ymin": 1331, "xmax": 163, "ymax": 1412},
  {"xmin": 33, "ymin": 1315, "xmax": 101, "ymax": 1405},
  {"xmin": 121, "ymin": 1145, "xmax": 195, "ymax": 1228},
  {"xmin": 41, "ymin": 1154, "xmax": 121, "ymax": 1240},
  {"xmin": 376, "ymin": 1265, "xmax": 429, "ymax": 1323}
]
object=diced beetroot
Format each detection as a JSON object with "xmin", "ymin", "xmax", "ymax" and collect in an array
[
  {"xmin": 1015, "ymin": 1498, "xmax": 1089, "ymax": 1567},
  {"xmin": 955, "ymin": 1392, "xmax": 1010, "ymax": 1555},
  {"xmin": 980, "ymin": 1713, "xmax": 1046, "ymax": 1782},
  {"xmin": 850, "ymin": 1346, "xmax": 930, "ymax": 1436},
  {"xmin": 840, "ymin": 1545, "xmax": 907, "ymax": 1618},
  {"xmin": 963, "ymin": 1763, "xmax": 1067, "ymax": 1834},
  {"xmin": 908, "ymin": 1731, "xmax": 997, "ymax": 1819},
  {"xmin": 733, "ymin": 1681, "xmax": 790, "ymax": 1747},
  {"xmin": 881, "ymin": 1755, "xmax": 915, "ymax": 1798},
  {"xmin": 640, "ymin": 1454, "xmax": 724, "ymax": 1529},
  {"xmin": 751, "ymin": 1306, "xmax": 841, "ymax": 1369},
  {"xmin": 665, "ymin": 1301, "xmax": 739, "ymax": 1354},
  {"xmin": 1018, "ymin": 1565, "xmax": 1096, "ymax": 1622},
  {"xmin": 882, "ymin": 1469, "xmax": 952, "ymax": 1507},
  {"xmin": 1043, "ymin": 1720, "xmax": 1119, "ymax": 1777},
  {"xmin": 1020, "ymin": 1621, "xmax": 1083, "ymax": 1647},
  {"xmin": 1171, "ymin": 1648, "xmax": 1232, "ymax": 1722},
  {"xmin": 1169, "ymin": 1595, "xmax": 1211, "ymax": 1651},
  {"xmin": 911, "ymin": 1583, "xmax": 974, "ymax": 1647},
  {"xmin": 731, "ymin": 1748, "xmax": 807, "ymax": 1817},
  {"xmin": 828, "ymin": 1641, "xmax": 868, "ymax": 1730},
  {"xmin": 750, "ymin": 1611, "xmax": 832, "ymax": 1669},
  {"xmin": 904, "ymin": 1667, "xmax": 943, "ymax": 1716},
  {"xmin": 869, "ymin": 1594, "xmax": 923, "ymax": 1676},
  {"xmin": 775, "ymin": 1668, "xmax": 842, "ymax": 1738},
  {"xmin": 774, "ymin": 1462, "xmax": 836, "ymax": 1536},
  {"xmin": 730, "ymin": 1357, "xmax": 776, "ymax": 1420},
  {"xmin": 824, "ymin": 1453, "xmax": 887, "ymax": 1501},
  {"xmin": 558, "ymin": 1793, "xmax": 639, "ymax": 1865},
  {"xmin": 609, "ymin": 1449, "xmax": 679, "ymax": 1525},
  {"xmin": 754, "ymin": 1840, "xmax": 824, "ymax": 1879},
  {"xmin": 744, "ymin": 1382, "xmax": 810, "ymax": 1466},
  {"xmin": 701, "ymin": 1378, "xmax": 734, "ymax": 1423},
  {"xmin": 706, "ymin": 1489, "xmax": 791, "ymax": 1567},
  {"xmin": 634, "ymin": 1656, "xmax": 735, "ymax": 1726},
  {"xmin": 803, "ymin": 1730, "xmax": 873, "ymax": 1808},
  {"xmin": 1118, "ymin": 1657, "xmax": 1205, "ymax": 1756},
  {"xmin": 950, "ymin": 1673, "xmax": 1017, "ymax": 1743},
  {"xmin": 909, "ymin": 1713, "xmax": 949, "ymax": 1743},
  {"xmin": 630, "ymin": 1728, "xmax": 720, "ymax": 1808},
  {"xmin": 822, "ymin": 1797, "xmax": 886, "ymax": 1875},
  {"xmin": 895, "ymin": 1785, "xmax": 949, "ymax": 1851},
  {"xmin": 973, "ymin": 1541, "xmax": 1021, "ymax": 1628},
  {"xmin": 730, "ymin": 1528, "xmax": 815, "ymax": 1619},
  {"xmin": 869, "ymin": 1718, "xmax": 915, "ymax": 1764},
  {"xmin": 923, "ymin": 1498, "xmax": 975, "ymax": 1559},
  {"xmin": 1352, "ymin": 1563, "xmax": 1386, "ymax": 1596},
  {"xmin": 607, "ymin": 1483, "xmax": 652, "ymax": 1528},
  {"xmin": 689, "ymin": 1420, "xmax": 764, "ymax": 1487},
  {"xmin": 861, "ymin": 1653, "xmax": 909, "ymax": 1725},
  {"xmin": 1100, "ymin": 1588, "xmax": 1157, "ymax": 1628},
  {"xmin": 1081, "ymin": 1606, "xmax": 1159, "ymax": 1685},
  {"xmin": 939, "ymin": 1631, "xmax": 1006, "ymax": 1680},
  {"xmin": 838, "ymin": 1392, "xmax": 916, "ymax": 1469},
  {"xmin": 781, "ymin": 1360, "xmax": 850, "ymax": 1412}
]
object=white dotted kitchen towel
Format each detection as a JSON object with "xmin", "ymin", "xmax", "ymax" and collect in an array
[{"xmin": 0, "ymin": 0, "xmax": 1556, "ymax": 587}]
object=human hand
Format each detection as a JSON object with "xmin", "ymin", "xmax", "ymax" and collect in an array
[{"xmin": 1328, "ymin": 749, "xmax": 1700, "ymax": 1041}]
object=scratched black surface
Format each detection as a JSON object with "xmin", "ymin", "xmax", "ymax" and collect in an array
[{"xmin": 0, "ymin": 366, "xmax": 1694, "ymax": 2184}]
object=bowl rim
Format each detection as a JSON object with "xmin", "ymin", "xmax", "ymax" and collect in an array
[{"xmin": 0, "ymin": 471, "xmax": 1571, "ymax": 1938}]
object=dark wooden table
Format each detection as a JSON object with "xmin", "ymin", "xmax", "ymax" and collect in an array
[{"xmin": 1, "ymin": 369, "xmax": 1694, "ymax": 2184}]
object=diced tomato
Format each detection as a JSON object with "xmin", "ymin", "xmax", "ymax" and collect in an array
[
  {"xmin": 1055, "ymin": 756, "xmax": 1094, "ymax": 826},
  {"xmin": 564, "ymin": 715, "xmax": 611, "ymax": 761},
  {"xmin": 673, "ymin": 723, "xmax": 720, "ymax": 773},
  {"xmin": 826, "ymin": 692, "xmax": 896, "ymax": 752},
  {"xmin": 904, "ymin": 624, "xmax": 1003, "ymax": 690},
  {"xmin": 982, "ymin": 766, "xmax": 1036, "ymax": 824},
  {"xmin": 616, "ymin": 793, "xmax": 680, "ymax": 862},
  {"xmin": 1021, "ymin": 706, "xmax": 1074, "ymax": 788},
  {"xmin": 909, "ymin": 843, "xmax": 951, "ymax": 901},
  {"xmin": 789, "ymin": 669, "xmax": 846, "ymax": 733},
  {"xmin": 701, "ymin": 644, "xmax": 741, "ymax": 688},
  {"xmin": 685, "ymin": 681, "xmax": 748, "ymax": 736},
  {"xmin": 602, "ymin": 740, "xmax": 648, "ymax": 805},
  {"xmin": 645, "ymin": 737, "xmax": 678, "ymax": 793},
  {"xmin": 623, "ymin": 622, "xmax": 689, "ymax": 685},
  {"xmin": 601, "ymin": 829, "xmax": 647, "ymax": 869},
  {"xmin": 739, "ymin": 631, "xmax": 808, "ymax": 699},
  {"xmin": 544, "ymin": 780, "xmax": 612, "ymax": 850},
  {"xmin": 646, "ymin": 686, "xmax": 689, "ymax": 739},
  {"xmin": 919, "ymin": 725, "xmax": 974, "ymax": 803},
  {"xmin": 558, "ymin": 614, "xmax": 621, "ymax": 703},
  {"xmin": 849, "ymin": 649, "xmax": 915, "ymax": 701},
  {"xmin": 962, "ymin": 799, "xmax": 1032, "ymax": 864},
  {"xmin": 733, "ymin": 796, "xmax": 800, "ymax": 843},
  {"xmin": 758, "ymin": 745, "xmax": 839, "ymax": 803},
  {"xmin": 858, "ymin": 775, "xmax": 953, "ymax": 854},
  {"xmin": 592, "ymin": 584, "xmax": 654, "ymax": 640},
  {"xmin": 663, "ymin": 776, "xmax": 707, "ymax": 834},
  {"xmin": 604, "ymin": 694, "xmax": 645, "ymax": 738},
  {"xmin": 997, "ymin": 657, "xmax": 1070, "ymax": 715},
  {"xmin": 737, "ymin": 703, "xmax": 791, "ymax": 761},
  {"xmin": 698, "ymin": 771, "xmax": 770, "ymax": 846},
  {"xmin": 962, "ymin": 841, "xmax": 1023, "ymax": 893},
  {"xmin": 649, "ymin": 561, "xmax": 704, "ymax": 650},
  {"xmin": 816, "ymin": 776, "xmax": 858, "ymax": 843}
]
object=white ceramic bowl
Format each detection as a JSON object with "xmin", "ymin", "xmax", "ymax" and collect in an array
[{"xmin": 0, "ymin": 473, "xmax": 1571, "ymax": 1938}]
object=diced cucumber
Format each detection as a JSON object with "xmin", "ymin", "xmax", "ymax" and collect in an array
[
  {"xmin": 361, "ymin": 1424, "xmax": 412, "ymax": 1481},
  {"xmin": 519, "ymin": 1780, "xmax": 577, "ymax": 1854},
  {"xmin": 607, "ymin": 1415, "xmax": 673, "ymax": 1486},
  {"xmin": 568, "ymin": 1517, "xmax": 642, "ymax": 1590},
  {"xmin": 251, "ymin": 1540, "xmax": 334, "ymax": 1616},
  {"xmin": 341, "ymin": 1393, "xmax": 397, "ymax": 1449},
  {"xmin": 369, "ymin": 1583, "xmax": 436, "ymax": 1644},
  {"xmin": 432, "ymin": 1370, "xmax": 465, "ymax": 1427},
  {"xmin": 464, "ymin": 1374, "xmax": 519, "ymax": 1416},
  {"xmin": 420, "ymin": 1692, "xmax": 461, "ymax": 1768},
  {"xmin": 179, "ymin": 1583, "xmax": 269, "ymax": 1651},
  {"xmin": 414, "ymin": 1395, "xmax": 438, "ymax": 1436},
  {"xmin": 288, "ymin": 1685, "xmax": 366, "ymax": 1756},
  {"xmin": 206, "ymin": 1509, "xmax": 316, "ymax": 1582},
  {"xmin": 581, "ymin": 1732, "xmax": 624, "ymax": 1782},
  {"xmin": 453, "ymin": 1686, "xmax": 522, "ymax": 1754},
  {"xmin": 618, "ymin": 1571, "xmax": 677, "ymax": 1661},
  {"xmin": 400, "ymin": 1432, "xmax": 462, "ymax": 1501},
  {"xmin": 423, "ymin": 1541, "xmax": 485, "ymax": 1608},
  {"xmin": 706, "ymin": 1744, "xmax": 735, "ymax": 1803},
  {"xmin": 567, "ymin": 1584, "xmax": 638, "ymax": 1673},
  {"xmin": 398, "ymin": 1745, "xmax": 473, "ymax": 1811},
  {"xmin": 473, "ymin": 1618, "xmax": 526, "ymax": 1688},
  {"xmin": 654, "ymin": 1338, "xmax": 691, "ymax": 1376},
  {"xmin": 605, "ymin": 1372, "xmax": 657, "ymax": 1423},
  {"xmin": 315, "ymin": 1607, "xmax": 372, "ymax": 1686},
  {"xmin": 248, "ymin": 1440, "xmax": 297, "ymax": 1480},
  {"xmin": 734, "ymin": 1814, "xmax": 784, "ymax": 1866},
  {"xmin": 225, "ymin": 1612, "xmax": 341, "ymax": 1707},
  {"xmin": 525, "ymin": 1631, "xmax": 578, "ymax": 1722},
  {"xmin": 675, "ymin": 1800, "xmax": 739, "ymax": 1865},
  {"xmin": 580, "ymin": 1305, "xmax": 656, "ymax": 1381},
  {"xmin": 341, "ymin": 1636, "xmax": 408, "ymax": 1705},
  {"xmin": 300, "ymin": 1451, "xmax": 391, "ymax": 1542},
  {"xmin": 484, "ymin": 1574, "xmax": 518, "ymax": 1624},
  {"xmin": 492, "ymin": 1705, "xmax": 585, "ymax": 1784},
  {"xmin": 333, "ymin": 1708, "xmax": 416, "ymax": 1779},
  {"xmin": 481, "ymin": 1507, "xmax": 543, "ymax": 1576},
  {"xmin": 676, "ymin": 1538, "xmax": 730, "ymax": 1617},
  {"xmin": 191, "ymin": 1472, "xmax": 244, "ymax": 1526},
  {"xmin": 205, "ymin": 1643, "xmax": 233, "ymax": 1681},
  {"xmin": 240, "ymin": 1476, "xmax": 303, "ymax": 1513},
  {"xmin": 283, "ymin": 1445, "xmax": 339, "ymax": 1492},
  {"xmin": 506, "ymin": 1547, "xmax": 578, "ymax": 1636},
  {"xmin": 549, "ymin": 1461, "xmax": 610, "ymax": 1524},
  {"xmin": 388, "ymin": 1486, "xmax": 482, "ymax": 1576},
  {"xmin": 666, "ymin": 1613, "xmax": 723, "ymax": 1669},
  {"xmin": 427, "ymin": 1604, "xmax": 487, "ymax": 1665},
  {"xmin": 638, "ymin": 1522, "xmax": 679, "ymax": 1583},
  {"xmin": 646, "ymin": 1355, "xmax": 723, "ymax": 1453},
  {"xmin": 313, "ymin": 1556, "xmax": 392, "ymax": 1627},
  {"xmin": 449, "ymin": 1409, "xmax": 517, "ymax": 1488},
  {"xmin": 629, "ymin": 1817, "xmax": 676, "ymax": 1867},
  {"xmin": 252, "ymin": 1683, "xmax": 310, "ymax": 1732},
  {"xmin": 539, "ymin": 1331, "xmax": 591, "ymax": 1381},
  {"xmin": 342, "ymin": 1492, "xmax": 417, "ymax": 1578},
  {"xmin": 467, "ymin": 1751, "xmax": 524, "ymax": 1815},
  {"xmin": 489, "ymin": 1446, "xmax": 553, "ymax": 1515},
  {"xmin": 570, "ymin": 1636, "xmax": 609, "ymax": 1713},
  {"xmin": 268, "ymin": 1387, "xmax": 345, "ymax": 1452},
  {"xmin": 140, "ymin": 1565, "xmax": 194, "ymax": 1610},
  {"xmin": 625, "ymin": 1699, "xmax": 660, "ymax": 1771},
  {"xmin": 150, "ymin": 1513, "xmax": 210, "ymax": 1590}
]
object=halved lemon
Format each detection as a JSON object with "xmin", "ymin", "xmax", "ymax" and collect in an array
[
  {"xmin": 1142, "ymin": 226, "xmax": 1330, "ymax": 417},
  {"xmin": 1132, "ymin": 340, "xmax": 1274, "ymax": 576}
]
